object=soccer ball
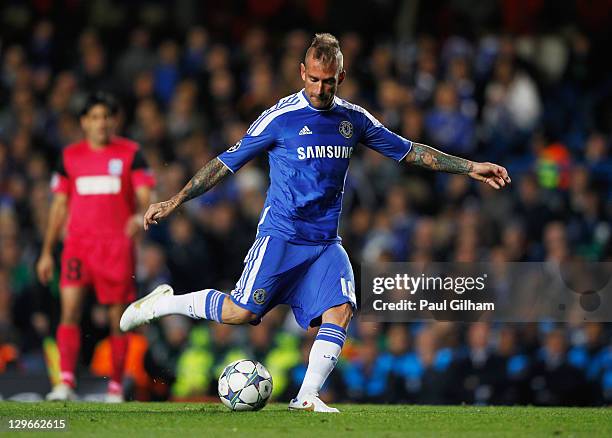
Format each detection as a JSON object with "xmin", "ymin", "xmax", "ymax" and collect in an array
[{"xmin": 218, "ymin": 359, "xmax": 273, "ymax": 411}]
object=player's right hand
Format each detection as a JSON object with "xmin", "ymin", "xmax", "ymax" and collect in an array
[
  {"xmin": 143, "ymin": 198, "xmax": 179, "ymax": 230},
  {"xmin": 36, "ymin": 253, "xmax": 55, "ymax": 285}
]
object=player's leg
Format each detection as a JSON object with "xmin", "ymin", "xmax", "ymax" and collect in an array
[
  {"xmin": 47, "ymin": 285, "xmax": 87, "ymax": 400},
  {"xmin": 48, "ymin": 242, "xmax": 92, "ymax": 401},
  {"xmin": 93, "ymin": 236, "xmax": 140, "ymax": 402},
  {"xmin": 120, "ymin": 236, "xmax": 298, "ymax": 331},
  {"xmin": 297, "ymin": 302, "xmax": 353, "ymax": 395},
  {"xmin": 119, "ymin": 283, "xmax": 257, "ymax": 330},
  {"xmin": 154, "ymin": 285, "xmax": 260, "ymax": 324},
  {"xmin": 107, "ymin": 303, "xmax": 129, "ymax": 402},
  {"xmin": 289, "ymin": 243, "xmax": 356, "ymax": 413},
  {"xmin": 58, "ymin": 285, "xmax": 87, "ymax": 386}
]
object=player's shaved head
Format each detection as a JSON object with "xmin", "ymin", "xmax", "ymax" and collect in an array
[
  {"xmin": 305, "ymin": 33, "xmax": 343, "ymax": 72},
  {"xmin": 301, "ymin": 33, "xmax": 345, "ymax": 109}
]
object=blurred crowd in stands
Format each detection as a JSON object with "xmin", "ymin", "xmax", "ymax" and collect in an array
[{"xmin": 0, "ymin": 1, "xmax": 611, "ymax": 404}]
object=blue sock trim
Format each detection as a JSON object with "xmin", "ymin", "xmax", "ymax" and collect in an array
[
  {"xmin": 212, "ymin": 292, "xmax": 225, "ymax": 323},
  {"xmin": 316, "ymin": 323, "xmax": 347, "ymax": 347},
  {"xmin": 319, "ymin": 323, "xmax": 347, "ymax": 337},
  {"xmin": 203, "ymin": 290, "xmax": 213, "ymax": 320},
  {"xmin": 206, "ymin": 290, "xmax": 221, "ymax": 323}
]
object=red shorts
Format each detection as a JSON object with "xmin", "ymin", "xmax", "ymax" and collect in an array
[{"xmin": 60, "ymin": 236, "xmax": 136, "ymax": 304}]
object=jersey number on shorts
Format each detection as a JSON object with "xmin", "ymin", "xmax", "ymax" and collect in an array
[
  {"xmin": 341, "ymin": 277, "xmax": 356, "ymax": 304},
  {"xmin": 66, "ymin": 258, "xmax": 82, "ymax": 281}
]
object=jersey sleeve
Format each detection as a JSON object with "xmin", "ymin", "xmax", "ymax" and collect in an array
[
  {"xmin": 130, "ymin": 149, "xmax": 156, "ymax": 188},
  {"xmin": 50, "ymin": 153, "xmax": 70, "ymax": 195},
  {"xmin": 217, "ymin": 114, "xmax": 278, "ymax": 173},
  {"xmin": 359, "ymin": 108, "xmax": 412, "ymax": 161}
]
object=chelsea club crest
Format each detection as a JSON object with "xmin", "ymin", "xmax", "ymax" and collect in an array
[
  {"xmin": 339, "ymin": 120, "xmax": 353, "ymax": 139},
  {"xmin": 253, "ymin": 288, "xmax": 267, "ymax": 305}
]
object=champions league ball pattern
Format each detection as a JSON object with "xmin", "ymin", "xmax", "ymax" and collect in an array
[{"xmin": 218, "ymin": 359, "xmax": 273, "ymax": 411}]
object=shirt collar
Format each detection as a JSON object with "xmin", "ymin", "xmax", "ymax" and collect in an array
[{"xmin": 301, "ymin": 89, "xmax": 336, "ymax": 111}]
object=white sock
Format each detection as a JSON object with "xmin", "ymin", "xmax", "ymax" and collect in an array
[
  {"xmin": 155, "ymin": 289, "xmax": 225, "ymax": 322},
  {"xmin": 297, "ymin": 323, "xmax": 346, "ymax": 399}
]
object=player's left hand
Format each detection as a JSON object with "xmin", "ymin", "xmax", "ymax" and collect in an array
[
  {"xmin": 468, "ymin": 162, "xmax": 511, "ymax": 189},
  {"xmin": 125, "ymin": 214, "xmax": 144, "ymax": 238}
]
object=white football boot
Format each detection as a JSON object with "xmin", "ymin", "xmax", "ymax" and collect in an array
[
  {"xmin": 46, "ymin": 383, "xmax": 77, "ymax": 401},
  {"xmin": 288, "ymin": 393, "xmax": 340, "ymax": 413},
  {"xmin": 120, "ymin": 284, "xmax": 174, "ymax": 332}
]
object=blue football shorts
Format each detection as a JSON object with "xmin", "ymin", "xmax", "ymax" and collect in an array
[{"xmin": 229, "ymin": 235, "xmax": 357, "ymax": 329}]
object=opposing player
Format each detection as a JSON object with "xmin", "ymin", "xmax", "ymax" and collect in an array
[
  {"xmin": 37, "ymin": 93, "xmax": 155, "ymax": 402},
  {"xmin": 120, "ymin": 34, "xmax": 511, "ymax": 412}
]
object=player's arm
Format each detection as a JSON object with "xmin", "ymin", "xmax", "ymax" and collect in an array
[
  {"xmin": 126, "ymin": 185, "xmax": 153, "ymax": 238},
  {"xmin": 355, "ymin": 107, "xmax": 511, "ymax": 189},
  {"xmin": 405, "ymin": 143, "xmax": 511, "ymax": 189},
  {"xmin": 127, "ymin": 149, "xmax": 156, "ymax": 236},
  {"xmin": 144, "ymin": 112, "xmax": 276, "ymax": 229},
  {"xmin": 37, "ymin": 154, "xmax": 71, "ymax": 285},
  {"xmin": 176, "ymin": 157, "xmax": 230, "ymax": 203},
  {"xmin": 143, "ymin": 157, "xmax": 230, "ymax": 229},
  {"xmin": 36, "ymin": 192, "xmax": 68, "ymax": 285}
]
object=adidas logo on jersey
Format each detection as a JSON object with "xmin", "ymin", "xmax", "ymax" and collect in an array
[{"xmin": 299, "ymin": 125, "xmax": 313, "ymax": 135}]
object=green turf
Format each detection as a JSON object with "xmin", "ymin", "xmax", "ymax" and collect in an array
[{"xmin": 0, "ymin": 402, "xmax": 611, "ymax": 437}]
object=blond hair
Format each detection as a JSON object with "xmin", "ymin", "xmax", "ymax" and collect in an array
[{"xmin": 306, "ymin": 33, "xmax": 343, "ymax": 70}]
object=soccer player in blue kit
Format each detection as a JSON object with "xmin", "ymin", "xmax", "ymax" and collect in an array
[{"xmin": 121, "ymin": 33, "xmax": 511, "ymax": 412}]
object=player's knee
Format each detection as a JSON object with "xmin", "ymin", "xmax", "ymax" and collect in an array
[
  {"xmin": 60, "ymin": 310, "xmax": 81, "ymax": 326},
  {"xmin": 222, "ymin": 299, "xmax": 257, "ymax": 325},
  {"xmin": 337, "ymin": 302, "xmax": 354, "ymax": 321},
  {"xmin": 59, "ymin": 287, "xmax": 85, "ymax": 325},
  {"xmin": 107, "ymin": 304, "xmax": 125, "ymax": 334},
  {"xmin": 323, "ymin": 302, "xmax": 353, "ymax": 327}
]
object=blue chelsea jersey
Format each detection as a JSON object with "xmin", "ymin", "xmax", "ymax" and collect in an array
[{"xmin": 218, "ymin": 89, "xmax": 412, "ymax": 244}]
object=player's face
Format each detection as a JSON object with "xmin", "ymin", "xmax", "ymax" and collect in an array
[
  {"xmin": 81, "ymin": 104, "xmax": 114, "ymax": 146},
  {"xmin": 301, "ymin": 56, "xmax": 345, "ymax": 109}
]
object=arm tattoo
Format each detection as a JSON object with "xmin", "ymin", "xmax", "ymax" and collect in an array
[
  {"xmin": 175, "ymin": 157, "xmax": 230, "ymax": 205},
  {"xmin": 405, "ymin": 143, "xmax": 473, "ymax": 174}
]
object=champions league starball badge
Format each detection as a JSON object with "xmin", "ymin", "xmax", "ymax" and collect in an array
[
  {"xmin": 227, "ymin": 140, "xmax": 242, "ymax": 153},
  {"xmin": 339, "ymin": 120, "xmax": 353, "ymax": 139}
]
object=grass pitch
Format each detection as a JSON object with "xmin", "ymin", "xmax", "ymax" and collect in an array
[{"xmin": 0, "ymin": 402, "xmax": 611, "ymax": 437}]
